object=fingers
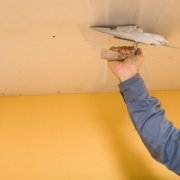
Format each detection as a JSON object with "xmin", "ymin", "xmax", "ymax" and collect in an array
[
  {"xmin": 120, "ymin": 47, "xmax": 130, "ymax": 55},
  {"xmin": 109, "ymin": 46, "xmax": 144, "ymax": 58},
  {"xmin": 110, "ymin": 46, "xmax": 134, "ymax": 55},
  {"xmin": 136, "ymin": 48, "xmax": 143, "ymax": 56}
]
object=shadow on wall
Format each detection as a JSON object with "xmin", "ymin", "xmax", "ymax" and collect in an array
[
  {"xmin": 90, "ymin": 0, "xmax": 139, "ymax": 26},
  {"xmin": 108, "ymin": 0, "xmax": 140, "ymax": 26},
  {"xmin": 90, "ymin": 0, "xmax": 179, "ymax": 37},
  {"xmin": 91, "ymin": 94, "xmax": 160, "ymax": 180}
]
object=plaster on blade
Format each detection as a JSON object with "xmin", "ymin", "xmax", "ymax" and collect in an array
[{"xmin": 90, "ymin": 25, "xmax": 179, "ymax": 61}]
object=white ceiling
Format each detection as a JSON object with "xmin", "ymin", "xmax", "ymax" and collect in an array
[{"xmin": 0, "ymin": 0, "xmax": 180, "ymax": 96}]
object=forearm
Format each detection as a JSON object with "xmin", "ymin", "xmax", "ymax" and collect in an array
[{"xmin": 119, "ymin": 74, "xmax": 180, "ymax": 175}]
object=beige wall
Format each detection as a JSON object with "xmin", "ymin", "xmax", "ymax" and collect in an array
[
  {"xmin": 0, "ymin": 91, "xmax": 179, "ymax": 179},
  {"xmin": 1, "ymin": 0, "xmax": 180, "ymax": 96}
]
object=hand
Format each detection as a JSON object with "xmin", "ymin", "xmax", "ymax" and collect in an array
[{"xmin": 108, "ymin": 46, "xmax": 144, "ymax": 82}]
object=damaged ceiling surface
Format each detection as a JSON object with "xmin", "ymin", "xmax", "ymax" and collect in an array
[{"xmin": 0, "ymin": 0, "xmax": 180, "ymax": 95}]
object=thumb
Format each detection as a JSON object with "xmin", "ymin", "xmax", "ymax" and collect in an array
[{"xmin": 135, "ymin": 48, "xmax": 143, "ymax": 56}]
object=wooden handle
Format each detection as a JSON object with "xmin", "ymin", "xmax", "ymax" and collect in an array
[
  {"xmin": 101, "ymin": 43, "xmax": 138, "ymax": 61},
  {"xmin": 101, "ymin": 48, "xmax": 135, "ymax": 61}
]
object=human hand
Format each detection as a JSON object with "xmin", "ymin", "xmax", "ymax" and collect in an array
[{"xmin": 108, "ymin": 46, "xmax": 144, "ymax": 82}]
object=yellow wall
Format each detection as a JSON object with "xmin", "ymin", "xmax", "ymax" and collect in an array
[{"xmin": 0, "ymin": 91, "xmax": 180, "ymax": 180}]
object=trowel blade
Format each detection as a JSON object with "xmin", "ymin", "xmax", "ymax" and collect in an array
[{"xmin": 90, "ymin": 25, "xmax": 170, "ymax": 46}]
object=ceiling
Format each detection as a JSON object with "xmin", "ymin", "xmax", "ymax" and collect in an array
[{"xmin": 0, "ymin": 0, "xmax": 180, "ymax": 96}]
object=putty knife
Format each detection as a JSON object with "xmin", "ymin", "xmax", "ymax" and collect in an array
[{"xmin": 90, "ymin": 25, "xmax": 176, "ymax": 61}]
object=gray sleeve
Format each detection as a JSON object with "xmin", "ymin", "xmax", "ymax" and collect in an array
[{"xmin": 119, "ymin": 74, "xmax": 180, "ymax": 175}]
